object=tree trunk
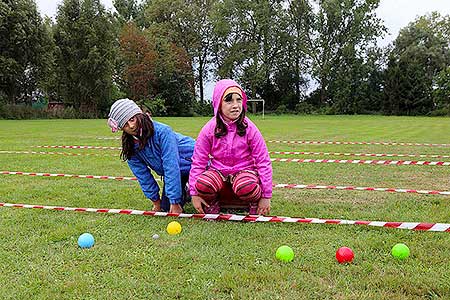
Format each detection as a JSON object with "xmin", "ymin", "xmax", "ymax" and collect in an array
[
  {"xmin": 320, "ymin": 76, "xmax": 328, "ymax": 105},
  {"xmin": 6, "ymin": 82, "xmax": 17, "ymax": 105},
  {"xmin": 198, "ymin": 56, "xmax": 204, "ymax": 102},
  {"xmin": 295, "ymin": 56, "xmax": 300, "ymax": 102}
]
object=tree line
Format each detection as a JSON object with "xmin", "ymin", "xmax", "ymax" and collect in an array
[{"xmin": 1, "ymin": 0, "xmax": 449, "ymax": 118}]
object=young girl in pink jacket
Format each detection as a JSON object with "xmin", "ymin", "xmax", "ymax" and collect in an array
[{"xmin": 189, "ymin": 79, "xmax": 272, "ymax": 215}]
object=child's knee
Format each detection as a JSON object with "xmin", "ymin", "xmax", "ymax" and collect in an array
[
  {"xmin": 232, "ymin": 171, "xmax": 262, "ymax": 202},
  {"xmin": 195, "ymin": 170, "xmax": 224, "ymax": 201}
]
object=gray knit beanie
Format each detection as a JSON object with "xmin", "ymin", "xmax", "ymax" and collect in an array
[{"xmin": 108, "ymin": 98, "xmax": 142, "ymax": 131}]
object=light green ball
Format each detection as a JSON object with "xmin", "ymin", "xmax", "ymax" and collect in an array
[
  {"xmin": 391, "ymin": 243, "xmax": 410, "ymax": 260},
  {"xmin": 276, "ymin": 245, "xmax": 294, "ymax": 262}
]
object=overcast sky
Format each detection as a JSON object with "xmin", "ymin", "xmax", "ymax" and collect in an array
[{"xmin": 376, "ymin": 0, "xmax": 450, "ymax": 46}]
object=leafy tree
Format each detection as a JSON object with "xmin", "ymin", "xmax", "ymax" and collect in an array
[
  {"xmin": 38, "ymin": 17, "xmax": 59, "ymax": 102},
  {"xmin": 433, "ymin": 66, "xmax": 450, "ymax": 111},
  {"xmin": 384, "ymin": 12, "xmax": 450, "ymax": 115},
  {"xmin": 0, "ymin": 0, "xmax": 53, "ymax": 104},
  {"xmin": 144, "ymin": 0, "xmax": 213, "ymax": 102},
  {"xmin": 209, "ymin": 0, "xmax": 385, "ymax": 112},
  {"xmin": 53, "ymin": 0, "xmax": 115, "ymax": 115},
  {"xmin": 113, "ymin": 0, "xmax": 139, "ymax": 23},
  {"xmin": 211, "ymin": 0, "xmax": 285, "ymax": 110},
  {"xmin": 152, "ymin": 39, "xmax": 194, "ymax": 116},
  {"xmin": 119, "ymin": 22, "xmax": 194, "ymax": 115},
  {"xmin": 119, "ymin": 22, "xmax": 157, "ymax": 100},
  {"xmin": 298, "ymin": 0, "xmax": 385, "ymax": 106},
  {"xmin": 272, "ymin": 0, "xmax": 311, "ymax": 109},
  {"xmin": 209, "ymin": 0, "xmax": 247, "ymax": 80},
  {"xmin": 329, "ymin": 47, "xmax": 385, "ymax": 114}
]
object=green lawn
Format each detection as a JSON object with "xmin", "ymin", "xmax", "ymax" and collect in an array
[{"xmin": 0, "ymin": 115, "xmax": 449, "ymax": 299}]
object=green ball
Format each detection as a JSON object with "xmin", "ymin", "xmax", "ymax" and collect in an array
[
  {"xmin": 276, "ymin": 245, "xmax": 294, "ymax": 262},
  {"xmin": 391, "ymin": 243, "xmax": 410, "ymax": 260}
]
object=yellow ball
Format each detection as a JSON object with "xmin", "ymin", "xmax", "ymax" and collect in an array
[{"xmin": 166, "ymin": 221, "xmax": 182, "ymax": 235}]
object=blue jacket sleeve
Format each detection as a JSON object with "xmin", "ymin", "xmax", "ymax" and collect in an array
[
  {"xmin": 158, "ymin": 127, "xmax": 183, "ymax": 204},
  {"xmin": 127, "ymin": 155, "xmax": 160, "ymax": 201}
]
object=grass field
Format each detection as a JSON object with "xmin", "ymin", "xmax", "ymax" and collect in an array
[{"xmin": 0, "ymin": 115, "xmax": 449, "ymax": 299}]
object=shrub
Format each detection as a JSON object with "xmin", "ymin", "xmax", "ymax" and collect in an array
[
  {"xmin": 295, "ymin": 102, "xmax": 314, "ymax": 114},
  {"xmin": 428, "ymin": 108, "xmax": 450, "ymax": 116},
  {"xmin": 138, "ymin": 97, "xmax": 167, "ymax": 117},
  {"xmin": 193, "ymin": 99, "xmax": 212, "ymax": 116},
  {"xmin": 275, "ymin": 104, "xmax": 288, "ymax": 115},
  {"xmin": 0, "ymin": 104, "xmax": 46, "ymax": 119},
  {"xmin": 0, "ymin": 104, "xmax": 95, "ymax": 119}
]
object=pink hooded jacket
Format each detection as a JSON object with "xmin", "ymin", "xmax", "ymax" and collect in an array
[{"xmin": 189, "ymin": 79, "xmax": 272, "ymax": 198}]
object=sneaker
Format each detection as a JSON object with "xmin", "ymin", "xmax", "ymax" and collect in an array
[
  {"xmin": 248, "ymin": 202, "xmax": 258, "ymax": 215},
  {"xmin": 224, "ymin": 207, "xmax": 247, "ymax": 215},
  {"xmin": 204, "ymin": 199, "xmax": 220, "ymax": 214}
]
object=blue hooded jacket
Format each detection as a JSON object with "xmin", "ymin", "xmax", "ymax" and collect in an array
[{"xmin": 127, "ymin": 120, "xmax": 195, "ymax": 204}]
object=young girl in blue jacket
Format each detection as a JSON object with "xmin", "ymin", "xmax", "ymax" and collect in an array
[{"xmin": 107, "ymin": 98, "xmax": 195, "ymax": 213}]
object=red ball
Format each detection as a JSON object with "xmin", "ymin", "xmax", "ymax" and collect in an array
[{"xmin": 335, "ymin": 247, "xmax": 354, "ymax": 264}]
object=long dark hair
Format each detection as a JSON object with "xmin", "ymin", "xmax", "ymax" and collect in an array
[
  {"xmin": 120, "ymin": 113, "xmax": 154, "ymax": 161},
  {"xmin": 214, "ymin": 93, "xmax": 248, "ymax": 138}
]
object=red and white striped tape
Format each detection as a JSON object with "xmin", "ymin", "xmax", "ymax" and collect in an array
[
  {"xmin": 30, "ymin": 145, "xmax": 450, "ymax": 161},
  {"xmin": 4, "ymin": 150, "xmax": 449, "ymax": 165},
  {"xmin": 269, "ymin": 151, "xmax": 450, "ymax": 159},
  {"xmin": 0, "ymin": 151, "xmax": 116, "ymax": 157},
  {"xmin": 272, "ymin": 183, "xmax": 450, "ymax": 196},
  {"xmin": 1, "ymin": 202, "xmax": 449, "ymax": 232},
  {"xmin": 6, "ymin": 150, "xmax": 450, "ymax": 166},
  {"xmin": 97, "ymin": 137, "xmax": 450, "ymax": 147},
  {"xmin": 0, "ymin": 171, "xmax": 136, "ymax": 181},
  {"xmin": 97, "ymin": 137, "xmax": 120, "ymax": 140},
  {"xmin": 2, "ymin": 171, "xmax": 450, "ymax": 196},
  {"xmin": 34, "ymin": 145, "xmax": 120, "ymax": 150},
  {"xmin": 268, "ymin": 140, "xmax": 450, "ymax": 147},
  {"xmin": 270, "ymin": 158, "xmax": 450, "ymax": 166}
]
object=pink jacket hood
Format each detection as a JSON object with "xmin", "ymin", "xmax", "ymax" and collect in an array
[{"xmin": 212, "ymin": 79, "xmax": 248, "ymax": 116}]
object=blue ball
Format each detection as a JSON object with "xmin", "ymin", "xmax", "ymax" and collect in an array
[{"xmin": 78, "ymin": 233, "xmax": 95, "ymax": 248}]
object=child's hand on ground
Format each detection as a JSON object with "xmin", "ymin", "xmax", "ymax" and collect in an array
[
  {"xmin": 192, "ymin": 195, "xmax": 209, "ymax": 214},
  {"xmin": 257, "ymin": 198, "xmax": 271, "ymax": 215},
  {"xmin": 152, "ymin": 199, "xmax": 161, "ymax": 212},
  {"xmin": 169, "ymin": 204, "xmax": 183, "ymax": 214}
]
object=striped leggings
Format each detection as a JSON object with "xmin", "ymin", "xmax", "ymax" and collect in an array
[{"xmin": 195, "ymin": 169, "xmax": 262, "ymax": 203}]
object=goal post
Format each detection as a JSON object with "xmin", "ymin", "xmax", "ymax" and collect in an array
[{"xmin": 247, "ymin": 99, "xmax": 265, "ymax": 119}]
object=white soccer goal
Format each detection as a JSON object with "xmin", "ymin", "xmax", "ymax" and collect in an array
[{"xmin": 247, "ymin": 99, "xmax": 265, "ymax": 119}]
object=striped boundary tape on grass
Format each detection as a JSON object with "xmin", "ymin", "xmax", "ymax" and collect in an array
[
  {"xmin": 0, "ymin": 151, "xmax": 116, "ymax": 157},
  {"xmin": 96, "ymin": 136, "xmax": 450, "ymax": 147},
  {"xmin": 1, "ymin": 202, "xmax": 449, "ymax": 232},
  {"xmin": 269, "ymin": 151, "xmax": 450, "ymax": 159},
  {"xmin": 268, "ymin": 140, "xmax": 450, "ymax": 147},
  {"xmin": 34, "ymin": 145, "xmax": 121, "ymax": 150},
  {"xmin": 1, "ymin": 171, "xmax": 137, "ymax": 181},
  {"xmin": 2, "ymin": 170, "xmax": 450, "ymax": 196},
  {"xmin": 270, "ymin": 158, "xmax": 450, "ymax": 166},
  {"xmin": 30, "ymin": 144, "xmax": 450, "ymax": 161},
  {"xmin": 5, "ymin": 151, "xmax": 450, "ymax": 166}
]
